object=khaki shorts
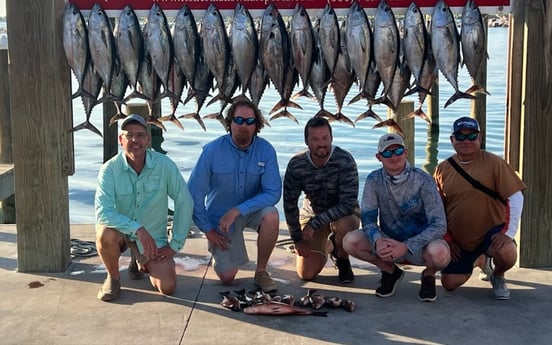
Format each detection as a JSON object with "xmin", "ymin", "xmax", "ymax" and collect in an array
[{"xmin": 300, "ymin": 214, "xmax": 360, "ymax": 254}]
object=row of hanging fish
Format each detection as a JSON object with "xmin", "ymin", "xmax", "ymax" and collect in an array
[
  {"xmin": 62, "ymin": 0, "xmax": 488, "ymax": 137},
  {"xmin": 219, "ymin": 288, "xmax": 355, "ymax": 316}
]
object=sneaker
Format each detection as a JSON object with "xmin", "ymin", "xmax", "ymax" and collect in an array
[
  {"xmin": 128, "ymin": 259, "xmax": 144, "ymax": 280},
  {"xmin": 479, "ymin": 256, "xmax": 494, "ymax": 281},
  {"xmin": 418, "ymin": 273, "xmax": 437, "ymax": 302},
  {"xmin": 490, "ymin": 274, "xmax": 510, "ymax": 300},
  {"xmin": 97, "ymin": 277, "xmax": 121, "ymax": 302},
  {"xmin": 254, "ymin": 271, "xmax": 277, "ymax": 293},
  {"xmin": 375, "ymin": 265, "xmax": 404, "ymax": 298},
  {"xmin": 335, "ymin": 257, "xmax": 355, "ymax": 283}
]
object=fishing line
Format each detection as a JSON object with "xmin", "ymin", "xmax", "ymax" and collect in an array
[{"xmin": 179, "ymin": 254, "xmax": 213, "ymax": 344}]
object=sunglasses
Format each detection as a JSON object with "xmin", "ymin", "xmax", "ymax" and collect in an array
[
  {"xmin": 232, "ymin": 116, "xmax": 256, "ymax": 126},
  {"xmin": 453, "ymin": 132, "xmax": 479, "ymax": 141},
  {"xmin": 380, "ymin": 146, "xmax": 405, "ymax": 158}
]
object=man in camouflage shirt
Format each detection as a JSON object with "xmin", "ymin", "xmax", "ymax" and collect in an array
[{"xmin": 283, "ymin": 117, "xmax": 360, "ymax": 283}]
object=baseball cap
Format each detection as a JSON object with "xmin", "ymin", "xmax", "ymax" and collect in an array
[
  {"xmin": 452, "ymin": 117, "xmax": 480, "ymax": 134},
  {"xmin": 378, "ymin": 133, "xmax": 405, "ymax": 153},
  {"xmin": 121, "ymin": 114, "xmax": 147, "ymax": 130}
]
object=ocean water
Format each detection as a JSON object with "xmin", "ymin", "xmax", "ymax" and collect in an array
[{"xmin": 68, "ymin": 28, "xmax": 509, "ymax": 224}]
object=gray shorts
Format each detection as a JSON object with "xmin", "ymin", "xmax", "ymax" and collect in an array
[
  {"xmin": 378, "ymin": 238, "xmax": 448, "ymax": 266},
  {"xmin": 209, "ymin": 206, "xmax": 277, "ymax": 274}
]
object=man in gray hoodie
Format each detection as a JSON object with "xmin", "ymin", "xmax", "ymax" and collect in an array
[{"xmin": 343, "ymin": 133, "xmax": 450, "ymax": 302}]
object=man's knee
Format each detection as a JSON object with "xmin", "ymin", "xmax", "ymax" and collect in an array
[
  {"xmin": 158, "ymin": 280, "xmax": 176, "ymax": 295},
  {"xmin": 260, "ymin": 211, "xmax": 279, "ymax": 229},
  {"xmin": 441, "ymin": 274, "xmax": 469, "ymax": 291},
  {"xmin": 96, "ymin": 226, "xmax": 124, "ymax": 247},
  {"xmin": 342, "ymin": 229, "xmax": 364, "ymax": 253},
  {"xmin": 332, "ymin": 215, "xmax": 360, "ymax": 234},
  {"xmin": 217, "ymin": 268, "xmax": 238, "ymax": 285},
  {"xmin": 493, "ymin": 243, "xmax": 517, "ymax": 268},
  {"xmin": 425, "ymin": 240, "xmax": 451, "ymax": 268}
]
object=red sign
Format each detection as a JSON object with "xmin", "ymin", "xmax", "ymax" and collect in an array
[{"xmin": 68, "ymin": 0, "xmax": 511, "ymax": 17}]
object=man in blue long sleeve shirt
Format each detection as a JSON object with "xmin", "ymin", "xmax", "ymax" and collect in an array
[
  {"xmin": 343, "ymin": 133, "xmax": 450, "ymax": 302},
  {"xmin": 188, "ymin": 99, "xmax": 282, "ymax": 292},
  {"xmin": 95, "ymin": 114, "xmax": 194, "ymax": 302}
]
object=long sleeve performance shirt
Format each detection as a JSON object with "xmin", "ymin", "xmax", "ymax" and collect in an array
[
  {"xmin": 188, "ymin": 134, "xmax": 282, "ymax": 234},
  {"xmin": 284, "ymin": 146, "xmax": 360, "ymax": 244},
  {"xmin": 95, "ymin": 150, "xmax": 194, "ymax": 253},
  {"xmin": 362, "ymin": 163, "xmax": 446, "ymax": 254}
]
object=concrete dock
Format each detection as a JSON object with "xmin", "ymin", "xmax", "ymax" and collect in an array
[{"xmin": 1, "ymin": 223, "xmax": 551, "ymax": 345}]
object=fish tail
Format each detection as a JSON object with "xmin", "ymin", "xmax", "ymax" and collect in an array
[
  {"xmin": 124, "ymin": 90, "xmax": 149, "ymax": 103},
  {"xmin": 159, "ymin": 114, "xmax": 184, "ymax": 131},
  {"xmin": 348, "ymin": 90, "xmax": 373, "ymax": 105},
  {"xmin": 334, "ymin": 112, "xmax": 355, "ymax": 127},
  {"xmin": 108, "ymin": 112, "xmax": 126, "ymax": 127},
  {"xmin": 355, "ymin": 109, "xmax": 383, "ymax": 123},
  {"xmin": 147, "ymin": 118, "xmax": 167, "ymax": 132},
  {"xmin": 70, "ymin": 120, "xmax": 103, "ymax": 138},
  {"xmin": 291, "ymin": 88, "xmax": 314, "ymax": 100},
  {"xmin": 464, "ymin": 84, "xmax": 490, "ymax": 96},
  {"xmin": 287, "ymin": 100, "xmax": 303, "ymax": 110},
  {"xmin": 179, "ymin": 112, "xmax": 207, "ymax": 131},
  {"xmin": 444, "ymin": 90, "xmax": 476, "ymax": 108},
  {"xmin": 314, "ymin": 109, "xmax": 333, "ymax": 119},
  {"xmin": 270, "ymin": 110, "xmax": 299, "ymax": 124},
  {"xmin": 406, "ymin": 108, "xmax": 431, "ymax": 124},
  {"xmin": 231, "ymin": 94, "xmax": 251, "ymax": 103}
]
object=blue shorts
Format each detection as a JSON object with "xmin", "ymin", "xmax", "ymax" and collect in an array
[{"xmin": 442, "ymin": 223, "xmax": 506, "ymax": 275}]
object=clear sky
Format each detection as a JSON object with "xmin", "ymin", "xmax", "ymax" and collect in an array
[{"xmin": 0, "ymin": 1, "xmax": 5, "ymax": 17}]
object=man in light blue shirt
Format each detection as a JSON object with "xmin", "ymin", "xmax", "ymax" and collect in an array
[
  {"xmin": 95, "ymin": 114, "xmax": 193, "ymax": 301},
  {"xmin": 188, "ymin": 99, "xmax": 282, "ymax": 292}
]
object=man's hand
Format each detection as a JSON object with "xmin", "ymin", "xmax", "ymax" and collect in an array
[
  {"xmin": 136, "ymin": 227, "xmax": 158, "ymax": 259},
  {"xmin": 152, "ymin": 245, "xmax": 176, "ymax": 263},
  {"xmin": 376, "ymin": 238, "xmax": 408, "ymax": 262},
  {"xmin": 206, "ymin": 229, "xmax": 231, "ymax": 250},
  {"xmin": 218, "ymin": 207, "xmax": 240, "ymax": 233},
  {"xmin": 294, "ymin": 241, "xmax": 311, "ymax": 257}
]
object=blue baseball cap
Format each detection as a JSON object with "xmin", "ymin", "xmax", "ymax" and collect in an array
[
  {"xmin": 121, "ymin": 114, "xmax": 147, "ymax": 129},
  {"xmin": 452, "ymin": 117, "xmax": 480, "ymax": 134}
]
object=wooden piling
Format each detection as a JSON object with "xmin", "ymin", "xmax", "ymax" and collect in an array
[
  {"xmin": 517, "ymin": 0, "xmax": 552, "ymax": 268},
  {"xmin": 388, "ymin": 101, "xmax": 414, "ymax": 165},
  {"xmin": 7, "ymin": 0, "xmax": 72, "ymax": 272},
  {"xmin": 0, "ymin": 42, "xmax": 16, "ymax": 224}
]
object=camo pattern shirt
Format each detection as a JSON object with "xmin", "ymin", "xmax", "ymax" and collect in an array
[
  {"xmin": 284, "ymin": 146, "xmax": 360, "ymax": 244},
  {"xmin": 361, "ymin": 162, "xmax": 446, "ymax": 254}
]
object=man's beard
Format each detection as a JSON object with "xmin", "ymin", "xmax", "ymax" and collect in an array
[
  {"xmin": 234, "ymin": 130, "xmax": 252, "ymax": 147},
  {"xmin": 312, "ymin": 146, "xmax": 329, "ymax": 159}
]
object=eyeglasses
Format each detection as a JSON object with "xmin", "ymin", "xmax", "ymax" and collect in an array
[
  {"xmin": 453, "ymin": 132, "xmax": 479, "ymax": 141},
  {"xmin": 380, "ymin": 147, "xmax": 405, "ymax": 158},
  {"xmin": 232, "ymin": 116, "xmax": 256, "ymax": 126},
  {"xmin": 123, "ymin": 132, "xmax": 147, "ymax": 140}
]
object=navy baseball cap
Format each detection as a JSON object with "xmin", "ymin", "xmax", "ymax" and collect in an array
[{"xmin": 452, "ymin": 117, "xmax": 480, "ymax": 134}]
